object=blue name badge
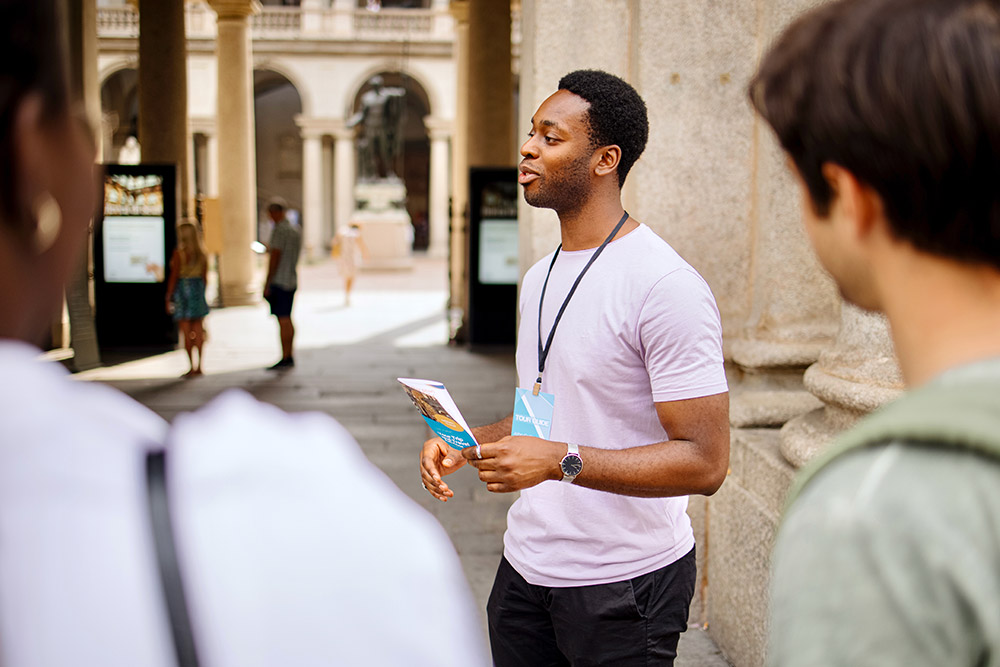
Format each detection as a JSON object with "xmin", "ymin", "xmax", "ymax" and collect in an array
[{"xmin": 511, "ymin": 387, "xmax": 555, "ymax": 440}]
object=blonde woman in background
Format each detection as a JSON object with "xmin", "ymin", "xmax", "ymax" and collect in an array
[
  {"xmin": 165, "ymin": 220, "xmax": 210, "ymax": 376},
  {"xmin": 332, "ymin": 222, "xmax": 368, "ymax": 306}
]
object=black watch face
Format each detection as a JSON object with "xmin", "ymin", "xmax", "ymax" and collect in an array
[{"xmin": 561, "ymin": 454, "xmax": 583, "ymax": 477}]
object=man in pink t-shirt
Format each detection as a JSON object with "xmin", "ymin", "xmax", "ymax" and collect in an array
[{"xmin": 419, "ymin": 70, "xmax": 730, "ymax": 666}]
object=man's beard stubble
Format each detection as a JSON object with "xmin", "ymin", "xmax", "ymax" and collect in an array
[{"xmin": 522, "ymin": 151, "xmax": 593, "ymax": 214}]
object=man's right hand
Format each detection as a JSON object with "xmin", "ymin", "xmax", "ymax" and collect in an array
[{"xmin": 419, "ymin": 437, "xmax": 467, "ymax": 502}]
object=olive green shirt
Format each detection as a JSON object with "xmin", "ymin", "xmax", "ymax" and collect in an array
[{"xmin": 769, "ymin": 359, "xmax": 1000, "ymax": 667}]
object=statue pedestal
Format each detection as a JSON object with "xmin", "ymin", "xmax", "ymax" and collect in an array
[{"xmin": 351, "ymin": 180, "xmax": 413, "ymax": 271}]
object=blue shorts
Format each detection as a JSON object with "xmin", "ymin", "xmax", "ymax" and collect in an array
[{"xmin": 265, "ymin": 285, "xmax": 295, "ymax": 318}]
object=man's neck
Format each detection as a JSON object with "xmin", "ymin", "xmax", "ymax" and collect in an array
[
  {"xmin": 880, "ymin": 250, "xmax": 1000, "ymax": 387},
  {"xmin": 557, "ymin": 198, "xmax": 635, "ymax": 251}
]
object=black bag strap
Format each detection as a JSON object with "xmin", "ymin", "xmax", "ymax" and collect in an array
[{"xmin": 146, "ymin": 450, "xmax": 201, "ymax": 667}]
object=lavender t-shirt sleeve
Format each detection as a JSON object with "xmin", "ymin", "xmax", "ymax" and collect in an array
[{"xmin": 638, "ymin": 267, "xmax": 728, "ymax": 403}]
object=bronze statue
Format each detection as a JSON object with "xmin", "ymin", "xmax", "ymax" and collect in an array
[{"xmin": 348, "ymin": 75, "xmax": 406, "ymax": 181}]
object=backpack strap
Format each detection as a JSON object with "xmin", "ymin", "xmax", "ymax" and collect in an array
[{"xmin": 146, "ymin": 450, "xmax": 201, "ymax": 667}]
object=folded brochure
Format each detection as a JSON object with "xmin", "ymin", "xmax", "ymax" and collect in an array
[{"xmin": 397, "ymin": 378, "xmax": 479, "ymax": 450}]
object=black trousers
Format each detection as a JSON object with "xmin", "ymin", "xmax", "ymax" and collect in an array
[{"xmin": 487, "ymin": 548, "xmax": 696, "ymax": 667}]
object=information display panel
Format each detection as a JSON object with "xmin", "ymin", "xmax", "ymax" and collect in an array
[
  {"xmin": 93, "ymin": 164, "xmax": 178, "ymax": 350},
  {"xmin": 467, "ymin": 168, "xmax": 518, "ymax": 346}
]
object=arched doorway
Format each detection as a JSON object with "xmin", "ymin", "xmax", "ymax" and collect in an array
[
  {"xmin": 100, "ymin": 68, "xmax": 139, "ymax": 163},
  {"xmin": 351, "ymin": 72, "xmax": 431, "ymax": 250},
  {"xmin": 254, "ymin": 69, "xmax": 304, "ymax": 239}
]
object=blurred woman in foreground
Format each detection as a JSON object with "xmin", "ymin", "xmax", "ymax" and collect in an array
[{"xmin": 0, "ymin": 2, "xmax": 487, "ymax": 665}]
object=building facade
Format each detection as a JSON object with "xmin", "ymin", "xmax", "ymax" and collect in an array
[{"xmin": 97, "ymin": 0, "xmax": 457, "ymax": 263}]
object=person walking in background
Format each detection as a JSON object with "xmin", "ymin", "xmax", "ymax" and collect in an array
[
  {"xmin": 263, "ymin": 199, "xmax": 300, "ymax": 370},
  {"xmin": 420, "ymin": 70, "xmax": 729, "ymax": 666},
  {"xmin": 0, "ymin": 3, "xmax": 489, "ymax": 664},
  {"xmin": 750, "ymin": 1, "xmax": 1000, "ymax": 664},
  {"xmin": 165, "ymin": 220, "xmax": 210, "ymax": 377},
  {"xmin": 331, "ymin": 222, "xmax": 368, "ymax": 306}
]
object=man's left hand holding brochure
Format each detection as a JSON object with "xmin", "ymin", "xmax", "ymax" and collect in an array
[{"xmin": 398, "ymin": 378, "xmax": 479, "ymax": 450}]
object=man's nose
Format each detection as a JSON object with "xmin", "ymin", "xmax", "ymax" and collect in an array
[{"xmin": 520, "ymin": 136, "xmax": 537, "ymax": 158}]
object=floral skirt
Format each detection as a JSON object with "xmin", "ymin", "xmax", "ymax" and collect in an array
[{"xmin": 172, "ymin": 277, "xmax": 210, "ymax": 321}]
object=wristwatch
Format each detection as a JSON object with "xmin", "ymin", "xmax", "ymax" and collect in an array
[{"xmin": 560, "ymin": 443, "xmax": 583, "ymax": 484}]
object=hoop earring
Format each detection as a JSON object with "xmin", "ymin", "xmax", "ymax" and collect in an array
[{"xmin": 32, "ymin": 193, "xmax": 62, "ymax": 254}]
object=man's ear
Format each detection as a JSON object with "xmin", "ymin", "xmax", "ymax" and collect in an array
[
  {"xmin": 593, "ymin": 145, "xmax": 621, "ymax": 178},
  {"xmin": 821, "ymin": 162, "xmax": 884, "ymax": 239}
]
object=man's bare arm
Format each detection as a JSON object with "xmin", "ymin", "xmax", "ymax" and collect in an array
[{"xmin": 464, "ymin": 393, "xmax": 730, "ymax": 498}]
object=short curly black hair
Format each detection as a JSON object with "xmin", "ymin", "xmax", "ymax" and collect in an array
[{"xmin": 558, "ymin": 70, "xmax": 649, "ymax": 188}]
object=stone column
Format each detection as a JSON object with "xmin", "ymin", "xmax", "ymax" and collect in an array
[
  {"xmin": 322, "ymin": 136, "xmax": 334, "ymax": 250},
  {"xmin": 138, "ymin": 0, "xmax": 191, "ymax": 217},
  {"xmin": 780, "ymin": 304, "xmax": 904, "ymax": 466},
  {"xmin": 208, "ymin": 0, "xmax": 261, "ymax": 306},
  {"xmin": 726, "ymin": 124, "xmax": 841, "ymax": 428},
  {"xmin": 467, "ymin": 0, "xmax": 514, "ymax": 167},
  {"xmin": 62, "ymin": 0, "xmax": 102, "ymax": 370},
  {"xmin": 295, "ymin": 116, "xmax": 326, "ymax": 263},
  {"xmin": 424, "ymin": 116, "xmax": 452, "ymax": 259},
  {"xmin": 332, "ymin": 121, "xmax": 355, "ymax": 237},
  {"xmin": 449, "ymin": 0, "xmax": 470, "ymax": 339}
]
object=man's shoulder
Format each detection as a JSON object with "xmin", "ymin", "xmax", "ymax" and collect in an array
[{"xmin": 793, "ymin": 440, "xmax": 1000, "ymax": 531}]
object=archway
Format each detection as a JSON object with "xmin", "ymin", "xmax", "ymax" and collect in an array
[
  {"xmin": 351, "ymin": 71, "xmax": 431, "ymax": 250},
  {"xmin": 100, "ymin": 68, "xmax": 139, "ymax": 163},
  {"xmin": 254, "ymin": 69, "xmax": 304, "ymax": 239}
]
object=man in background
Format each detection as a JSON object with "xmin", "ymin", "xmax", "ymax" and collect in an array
[
  {"xmin": 263, "ymin": 199, "xmax": 300, "ymax": 370},
  {"xmin": 751, "ymin": 0, "xmax": 1000, "ymax": 664}
]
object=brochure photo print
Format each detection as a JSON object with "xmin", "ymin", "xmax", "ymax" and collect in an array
[{"xmin": 397, "ymin": 378, "xmax": 478, "ymax": 450}]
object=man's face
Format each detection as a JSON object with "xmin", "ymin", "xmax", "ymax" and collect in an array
[
  {"xmin": 518, "ymin": 90, "xmax": 597, "ymax": 213},
  {"xmin": 794, "ymin": 165, "xmax": 880, "ymax": 311}
]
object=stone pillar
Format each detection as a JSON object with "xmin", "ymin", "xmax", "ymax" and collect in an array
[
  {"xmin": 62, "ymin": 0, "xmax": 102, "ymax": 370},
  {"xmin": 296, "ymin": 116, "xmax": 326, "ymax": 263},
  {"xmin": 322, "ymin": 136, "xmax": 334, "ymax": 250},
  {"xmin": 138, "ymin": 0, "xmax": 191, "ymax": 217},
  {"xmin": 780, "ymin": 304, "xmax": 904, "ymax": 466},
  {"xmin": 209, "ymin": 0, "xmax": 261, "ymax": 306},
  {"xmin": 449, "ymin": 0, "xmax": 470, "ymax": 339},
  {"xmin": 727, "ymin": 112, "xmax": 840, "ymax": 428},
  {"xmin": 467, "ymin": 0, "xmax": 514, "ymax": 167},
  {"xmin": 332, "ymin": 122, "xmax": 355, "ymax": 237},
  {"xmin": 424, "ymin": 116, "xmax": 452, "ymax": 259}
]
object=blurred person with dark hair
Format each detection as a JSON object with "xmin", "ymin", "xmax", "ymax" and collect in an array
[
  {"xmin": 750, "ymin": 0, "xmax": 1000, "ymax": 664},
  {"xmin": 420, "ymin": 69, "xmax": 729, "ymax": 666},
  {"xmin": 0, "ymin": 2, "xmax": 487, "ymax": 665},
  {"xmin": 263, "ymin": 198, "xmax": 299, "ymax": 369}
]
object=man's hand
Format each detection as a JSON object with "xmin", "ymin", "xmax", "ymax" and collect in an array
[
  {"xmin": 462, "ymin": 436, "xmax": 563, "ymax": 493},
  {"xmin": 419, "ymin": 437, "xmax": 467, "ymax": 501}
]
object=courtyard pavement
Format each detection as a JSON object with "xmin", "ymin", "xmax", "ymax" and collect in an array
[{"xmin": 75, "ymin": 254, "xmax": 732, "ymax": 666}]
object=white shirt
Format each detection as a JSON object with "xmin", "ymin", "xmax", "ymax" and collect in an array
[
  {"xmin": 506, "ymin": 224, "xmax": 728, "ymax": 587},
  {"xmin": 0, "ymin": 341, "xmax": 487, "ymax": 666}
]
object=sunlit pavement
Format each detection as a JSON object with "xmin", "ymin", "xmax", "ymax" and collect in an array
[{"xmin": 77, "ymin": 253, "xmax": 730, "ymax": 666}]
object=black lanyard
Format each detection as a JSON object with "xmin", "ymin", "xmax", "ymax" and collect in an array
[{"xmin": 534, "ymin": 211, "xmax": 630, "ymax": 395}]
